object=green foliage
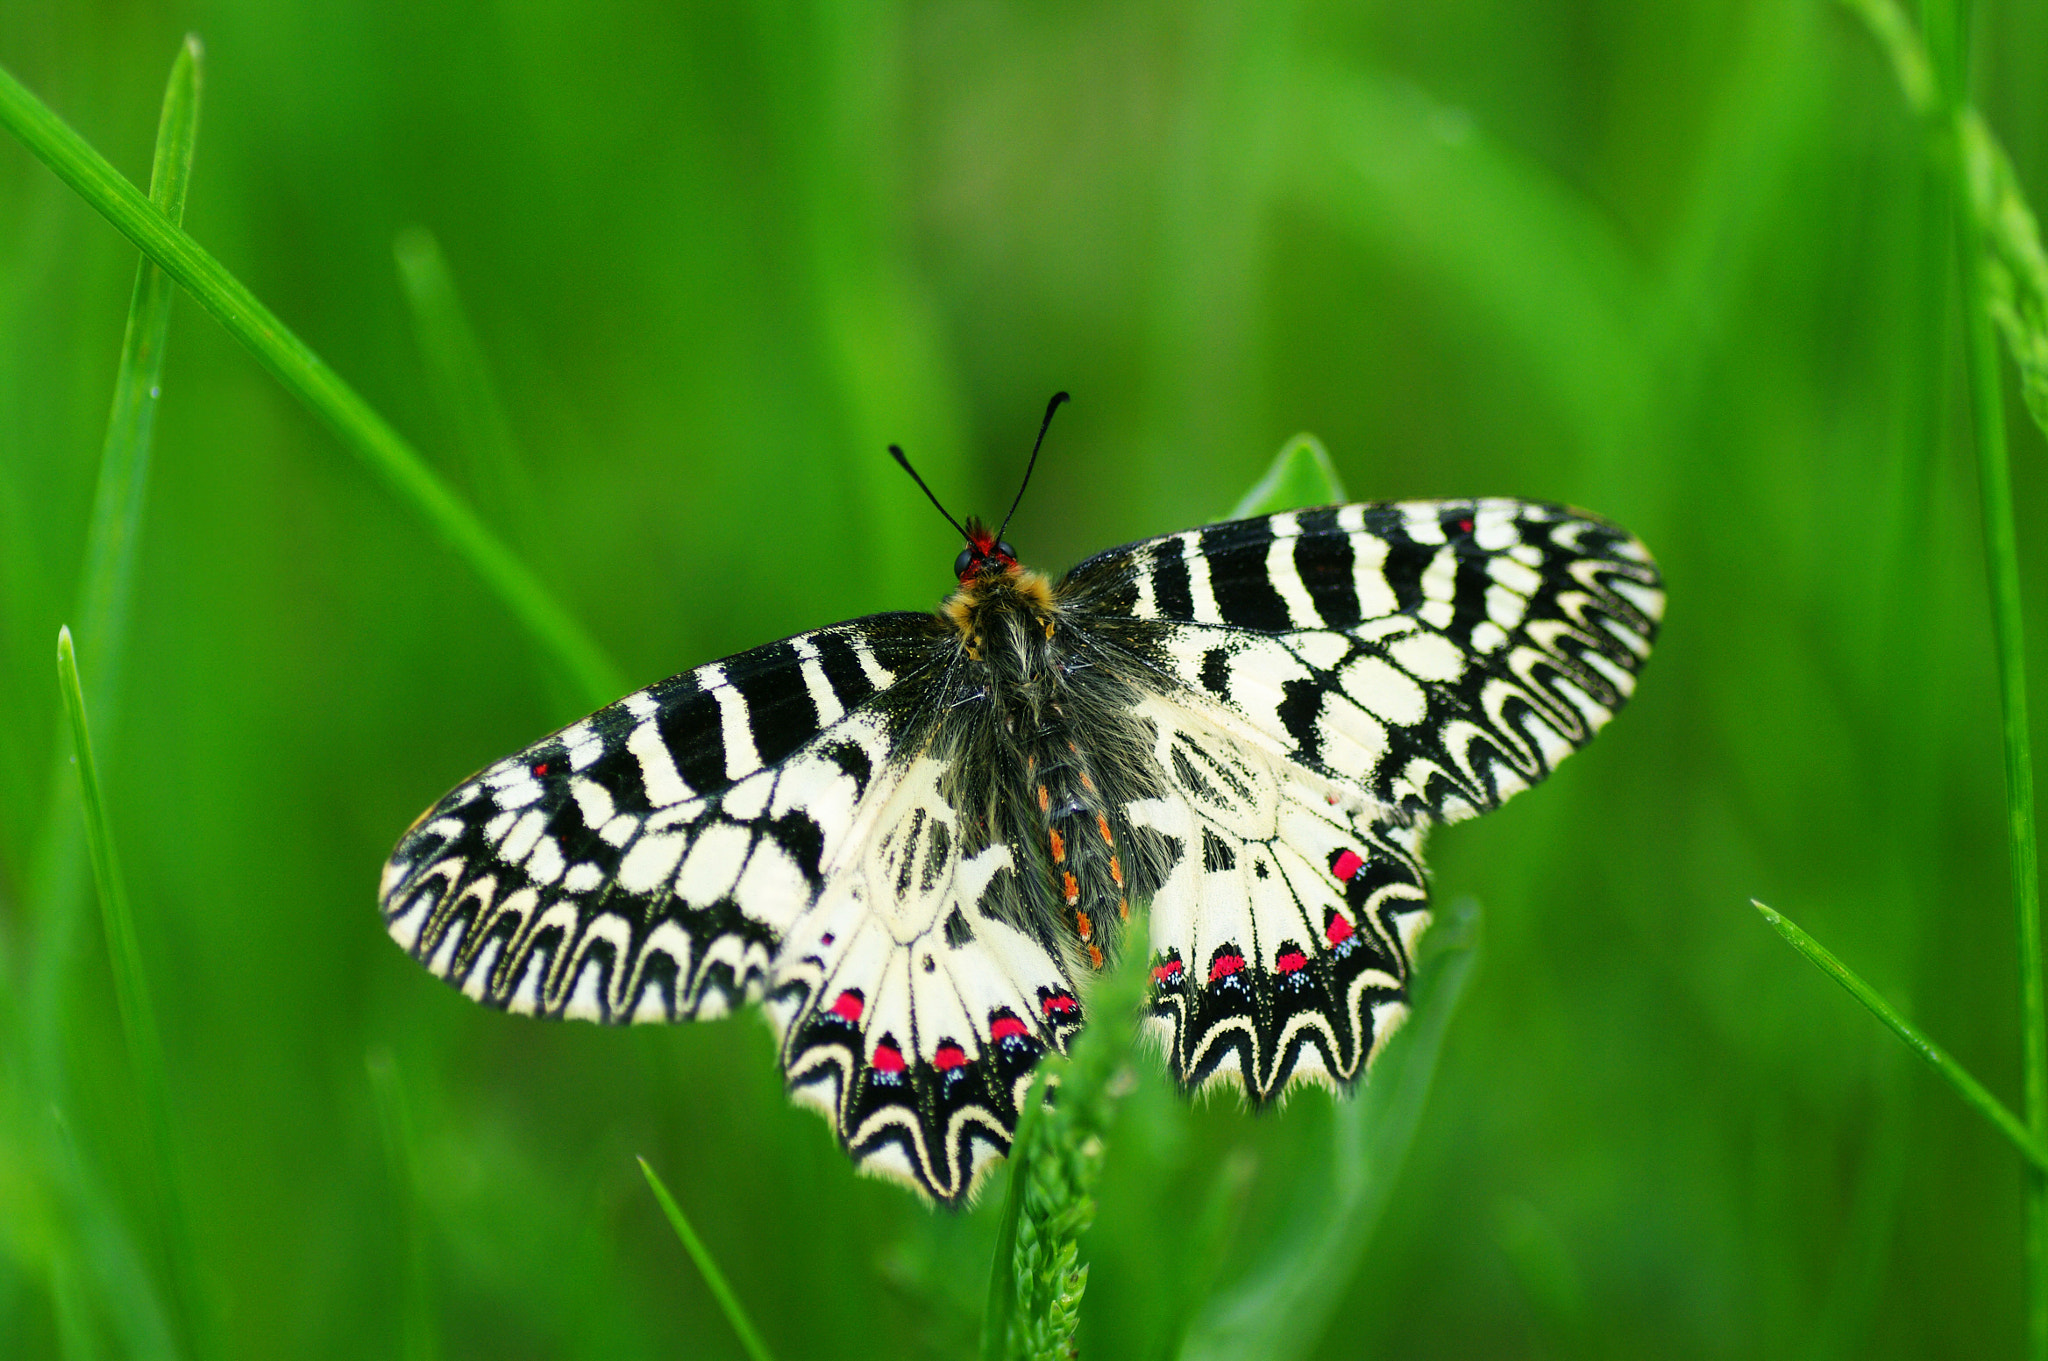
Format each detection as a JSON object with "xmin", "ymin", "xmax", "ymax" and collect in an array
[
  {"xmin": 1752, "ymin": 3, "xmax": 2048, "ymax": 1354},
  {"xmin": 984, "ymin": 926, "xmax": 1147, "ymax": 1361},
  {"xmin": 6, "ymin": 2, "xmax": 2048, "ymax": 1357}
]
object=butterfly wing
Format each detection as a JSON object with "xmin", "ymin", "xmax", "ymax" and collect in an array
[
  {"xmin": 381, "ymin": 613, "xmax": 941, "ymax": 1021},
  {"xmin": 1123, "ymin": 694, "xmax": 1427, "ymax": 1095},
  {"xmin": 1059, "ymin": 499, "xmax": 1662, "ymax": 1095},
  {"xmin": 379, "ymin": 611, "xmax": 1081, "ymax": 1202},
  {"xmin": 763, "ymin": 747, "xmax": 1085, "ymax": 1201}
]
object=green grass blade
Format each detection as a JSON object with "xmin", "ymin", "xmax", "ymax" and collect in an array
[
  {"xmin": 392, "ymin": 226, "xmax": 541, "ymax": 547},
  {"xmin": 22, "ymin": 33, "xmax": 204, "ymax": 1072},
  {"xmin": 1753, "ymin": 901, "xmax": 2046, "ymax": 1170},
  {"xmin": 0, "ymin": 60, "xmax": 622, "ymax": 708},
  {"xmin": 58, "ymin": 626, "xmax": 205, "ymax": 1356},
  {"xmin": 1178, "ymin": 896, "xmax": 1480, "ymax": 1361},
  {"xmin": 1921, "ymin": 0, "xmax": 2048, "ymax": 1348},
  {"xmin": 15, "ymin": 44, "xmax": 209, "ymax": 1359},
  {"xmin": 1222, "ymin": 434, "xmax": 1348, "ymax": 520},
  {"xmin": 366, "ymin": 1052, "xmax": 438, "ymax": 1361},
  {"xmin": 75, "ymin": 33, "xmax": 198, "ymax": 724},
  {"xmin": 1842, "ymin": 3, "xmax": 2048, "ymax": 450},
  {"xmin": 637, "ymin": 1157, "xmax": 777, "ymax": 1361},
  {"xmin": 1838, "ymin": 2, "xmax": 2048, "ymax": 1352}
]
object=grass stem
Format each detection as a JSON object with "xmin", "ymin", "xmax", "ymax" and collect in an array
[
  {"xmin": 1922, "ymin": 0, "xmax": 2048, "ymax": 1347},
  {"xmin": 637, "ymin": 1157, "xmax": 777, "ymax": 1361},
  {"xmin": 58, "ymin": 626, "xmax": 206, "ymax": 1355},
  {"xmin": 1753, "ymin": 901, "xmax": 2047, "ymax": 1171}
]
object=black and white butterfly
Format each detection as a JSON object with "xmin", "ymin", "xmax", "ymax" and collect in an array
[{"xmin": 379, "ymin": 401, "xmax": 1662, "ymax": 1204}]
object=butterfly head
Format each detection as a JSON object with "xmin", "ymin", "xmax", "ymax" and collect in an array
[
  {"xmin": 953, "ymin": 517, "xmax": 1019, "ymax": 584},
  {"xmin": 942, "ymin": 525, "xmax": 1057, "ymax": 662}
]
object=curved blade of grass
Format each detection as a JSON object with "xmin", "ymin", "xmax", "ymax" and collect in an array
[
  {"xmin": 1179, "ymin": 896, "xmax": 1480, "ymax": 1361},
  {"xmin": 76, "ymin": 33, "xmax": 199, "ymax": 728},
  {"xmin": 1753, "ymin": 901, "xmax": 2045, "ymax": 1169},
  {"xmin": 0, "ymin": 60, "xmax": 622, "ymax": 708},
  {"xmin": 392, "ymin": 227, "xmax": 541, "ymax": 549},
  {"xmin": 58, "ymin": 626, "xmax": 205, "ymax": 1356},
  {"xmin": 20, "ymin": 46, "xmax": 211, "ymax": 1360},
  {"xmin": 637, "ymin": 1157, "xmax": 777, "ymax": 1361},
  {"xmin": 1223, "ymin": 434, "xmax": 1348, "ymax": 520}
]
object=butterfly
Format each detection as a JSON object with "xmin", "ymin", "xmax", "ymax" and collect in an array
[{"xmin": 379, "ymin": 395, "xmax": 1663, "ymax": 1203}]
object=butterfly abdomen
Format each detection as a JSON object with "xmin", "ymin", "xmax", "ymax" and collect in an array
[{"xmin": 1021, "ymin": 729, "xmax": 1131, "ymax": 970}]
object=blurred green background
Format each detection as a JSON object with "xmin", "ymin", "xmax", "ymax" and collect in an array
[{"xmin": 5, "ymin": 0, "xmax": 2048, "ymax": 1355}]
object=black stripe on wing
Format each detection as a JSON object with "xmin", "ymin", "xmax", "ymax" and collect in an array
[{"xmin": 378, "ymin": 612, "xmax": 948, "ymax": 1024}]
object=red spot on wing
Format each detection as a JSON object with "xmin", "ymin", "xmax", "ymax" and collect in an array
[
  {"xmin": 1209, "ymin": 952, "xmax": 1245, "ymax": 983},
  {"xmin": 1456, "ymin": 517, "xmax": 1474, "ymax": 533},
  {"xmin": 1332, "ymin": 849, "xmax": 1365, "ymax": 882},
  {"xmin": 1327, "ymin": 912, "xmax": 1355, "ymax": 946},
  {"xmin": 1276, "ymin": 950, "xmax": 1307, "ymax": 974},
  {"xmin": 828, "ymin": 991, "xmax": 863, "ymax": 1023},
  {"xmin": 990, "ymin": 1015, "xmax": 1030, "ymax": 1041},
  {"xmin": 933, "ymin": 1043, "xmax": 968, "ymax": 1071},
  {"xmin": 1042, "ymin": 992, "xmax": 1078, "ymax": 1016},
  {"xmin": 871, "ymin": 1043, "xmax": 905, "ymax": 1074},
  {"xmin": 531, "ymin": 761, "xmax": 549, "ymax": 777},
  {"xmin": 1151, "ymin": 959, "xmax": 1183, "ymax": 984}
]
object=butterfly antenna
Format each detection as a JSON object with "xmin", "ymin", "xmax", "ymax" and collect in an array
[
  {"xmin": 997, "ymin": 391, "xmax": 1069, "ymax": 543},
  {"xmin": 890, "ymin": 444, "xmax": 973, "ymax": 544}
]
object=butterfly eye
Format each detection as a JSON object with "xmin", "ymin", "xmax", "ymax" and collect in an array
[
  {"xmin": 954, "ymin": 546, "xmax": 977, "ymax": 577},
  {"xmin": 994, "ymin": 540, "xmax": 1015, "ymax": 561}
]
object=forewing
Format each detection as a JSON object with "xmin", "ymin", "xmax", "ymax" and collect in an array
[
  {"xmin": 1061, "ymin": 499, "xmax": 1662, "ymax": 824},
  {"xmin": 378, "ymin": 613, "xmax": 945, "ymax": 1024}
]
